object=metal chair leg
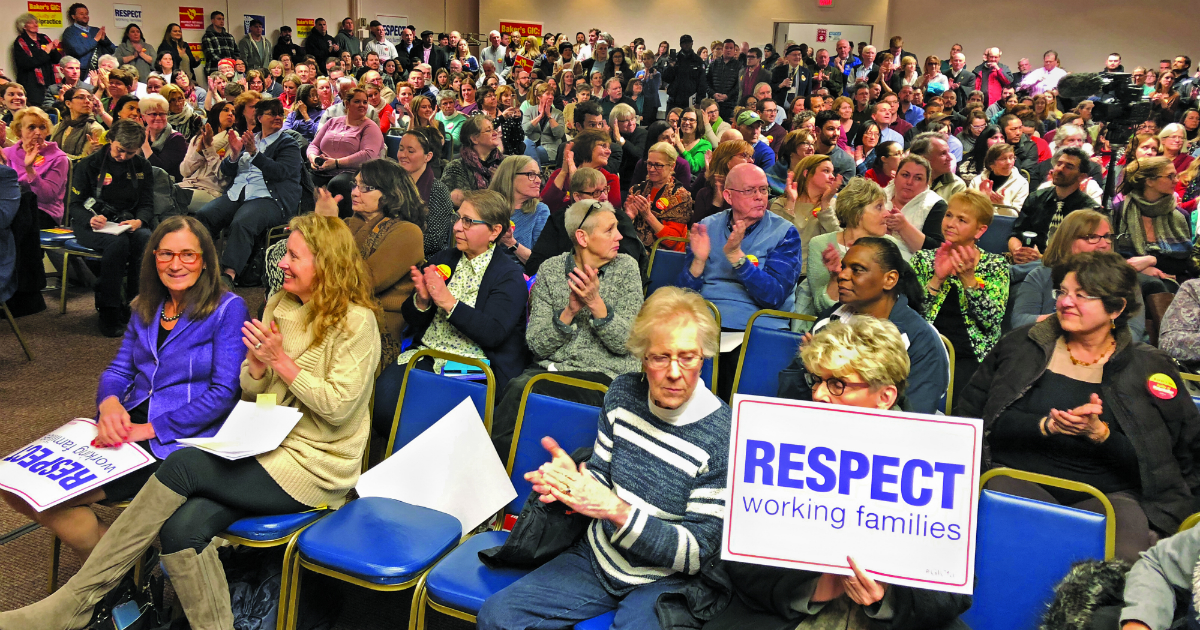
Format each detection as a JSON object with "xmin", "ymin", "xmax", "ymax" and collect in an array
[
  {"xmin": 2, "ymin": 302, "xmax": 32, "ymax": 360},
  {"xmin": 48, "ymin": 535, "xmax": 61, "ymax": 593},
  {"xmin": 60, "ymin": 251, "xmax": 69, "ymax": 315}
]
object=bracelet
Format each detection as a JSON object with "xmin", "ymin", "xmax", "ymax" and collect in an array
[{"xmin": 1039, "ymin": 416, "xmax": 1049, "ymax": 436}]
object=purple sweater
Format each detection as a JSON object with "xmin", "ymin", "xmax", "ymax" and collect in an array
[
  {"xmin": 307, "ymin": 116, "xmax": 385, "ymax": 175},
  {"xmin": 1, "ymin": 142, "xmax": 69, "ymax": 222},
  {"xmin": 96, "ymin": 291, "xmax": 249, "ymax": 458}
]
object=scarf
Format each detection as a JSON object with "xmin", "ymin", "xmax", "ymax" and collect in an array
[
  {"xmin": 630, "ymin": 179, "xmax": 689, "ymax": 246},
  {"xmin": 52, "ymin": 114, "xmax": 94, "ymax": 156},
  {"xmin": 150, "ymin": 122, "xmax": 177, "ymax": 153},
  {"xmin": 1119, "ymin": 191, "xmax": 1192, "ymax": 258},
  {"xmin": 414, "ymin": 164, "xmax": 435, "ymax": 203},
  {"xmin": 17, "ymin": 34, "xmax": 57, "ymax": 86},
  {"xmin": 168, "ymin": 104, "xmax": 196, "ymax": 133},
  {"xmin": 459, "ymin": 146, "xmax": 502, "ymax": 191}
]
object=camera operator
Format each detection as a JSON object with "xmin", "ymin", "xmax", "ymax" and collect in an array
[
  {"xmin": 69, "ymin": 118, "xmax": 154, "ymax": 337},
  {"xmin": 662, "ymin": 35, "xmax": 706, "ymax": 111}
]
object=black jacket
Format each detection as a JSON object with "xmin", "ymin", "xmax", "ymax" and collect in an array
[
  {"xmin": 770, "ymin": 63, "xmax": 812, "ymax": 107},
  {"xmin": 400, "ymin": 247, "xmax": 529, "ymax": 392},
  {"xmin": 304, "ymin": 31, "xmax": 337, "ymax": 69},
  {"xmin": 69, "ymin": 148, "xmax": 154, "ymax": 227},
  {"xmin": 662, "ymin": 50, "xmax": 707, "ymax": 105},
  {"xmin": 958, "ymin": 318, "xmax": 1200, "ymax": 533},
  {"xmin": 217, "ymin": 131, "xmax": 303, "ymax": 216},
  {"xmin": 1013, "ymin": 135, "xmax": 1041, "ymax": 172},
  {"xmin": 272, "ymin": 38, "xmax": 302, "ymax": 62}
]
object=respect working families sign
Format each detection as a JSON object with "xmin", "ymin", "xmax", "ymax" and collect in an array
[
  {"xmin": 723, "ymin": 395, "xmax": 982, "ymax": 594},
  {"xmin": 0, "ymin": 419, "xmax": 154, "ymax": 512}
]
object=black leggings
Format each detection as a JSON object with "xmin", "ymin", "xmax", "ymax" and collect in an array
[{"xmin": 154, "ymin": 448, "xmax": 308, "ymax": 554}]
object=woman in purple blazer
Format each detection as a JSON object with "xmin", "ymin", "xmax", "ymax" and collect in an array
[{"xmin": 0, "ymin": 216, "xmax": 248, "ymax": 560}]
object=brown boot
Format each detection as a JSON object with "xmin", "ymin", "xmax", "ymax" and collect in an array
[
  {"xmin": 0, "ymin": 477, "xmax": 186, "ymax": 630},
  {"xmin": 159, "ymin": 544, "xmax": 233, "ymax": 630}
]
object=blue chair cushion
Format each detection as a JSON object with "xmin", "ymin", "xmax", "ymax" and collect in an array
[
  {"xmin": 425, "ymin": 530, "xmax": 530, "ymax": 614},
  {"xmin": 223, "ymin": 510, "xmax": 329, "ymax": 543},
  {"xmin": 297, "ymin": 497, "xmax": 462, "ymax": 585},
  {"xmin": 64, "ymin": 238, "xmax": 98, "ymax": 254},
  {"xmin": 384, "ymin": 135, "xmax": 402, "ymax": 160},
  {"xmin": 576, "ymin": 611, "xmax": 616, "ymax": 629},
  {"xmin": 736, "ymin": 325, "xmax": 803, "ymax": 397},
  {"xmin": 962, "ymin": 488, "xmax": 1107, "ymax": 630},
  {"xmin": 40, "ymin": 230, "xmax": 72, "ymax": 246}
]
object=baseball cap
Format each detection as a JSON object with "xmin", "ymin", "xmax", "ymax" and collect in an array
[
  {"xmin": 736, "ymin": 110, "xmax": 763, "ymax": 126},
  {"xmin": 680, "ymin": 34, "xmax": 693, "ymax": 45}
]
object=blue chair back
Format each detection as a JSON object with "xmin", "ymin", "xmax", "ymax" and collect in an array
[
  {"xmin": 384, "ymin": 135, "xmax": 402, "ymax": 160},
  {"xmin": 645, "ymin": 237, "xmax": 689, "ymax": 296},
  {"xmin": 506, "ymin": 374, "xmax": 606, "ymax": 514},
  {"xmin": 387, "ymin": 350, "xmax": 496, "ymax": 456},
  {"xmin": 964, "ymin": 471, "xmax": 1113, "ymax": 630},
  {"xmin": 731, "ymin": 310, "xmax": 810, "ymax": 397},
  {"xmin": 978, "ymin": 214, "xmax": 1017, "ymax": 255}
]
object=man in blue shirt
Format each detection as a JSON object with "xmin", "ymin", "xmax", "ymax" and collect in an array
[
  {"xmin": 62, "ymin": 3, "xmax": 115, "ymax": 70},
  {"xmin": 733, "ymin": 110, "xmax": 775, "ymax": 170},
  {"xmin": 897, "ymin": 85, "xmax": 925, "ymax": 126}
]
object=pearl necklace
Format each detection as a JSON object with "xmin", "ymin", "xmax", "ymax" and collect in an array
[{"xmin": 161, "ymin": 303, "xmax": 181, "ymax": 322}]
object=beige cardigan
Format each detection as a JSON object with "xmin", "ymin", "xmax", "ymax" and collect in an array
[{"xmin": 241, "ymin": 292, "xmax": 381, "ymax": 507}]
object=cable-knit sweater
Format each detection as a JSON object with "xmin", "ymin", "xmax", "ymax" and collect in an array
[
  {"xmin": 585, "ymin": 372, "xmax": 730, "ymax": 595},
  {"xmin": 241, "ymin": 292, "xmax": 381, "ymax": 507},
  {"xmin": 526, "ymin": 252, "xmax": 643, "ymax": 377}
]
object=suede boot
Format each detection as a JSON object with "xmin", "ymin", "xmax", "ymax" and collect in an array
[
  {"xmin": 160, "ymin": 544, "xmax": 233, "ymax": 630},
  {"xmin": 0, "ymin": 477, "xmax": 186, "ymax": 630}
]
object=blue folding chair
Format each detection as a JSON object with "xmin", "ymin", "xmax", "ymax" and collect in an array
[
  {"xmin": 644, "ymin": 237, "xmax": 688, "ymax": 296},
  {"xmin": 730, "ymin": 310, "xmax": 815, "ymax": 397},
  {"xmin": 978, "ymin": 214, "xmax": 1017, "ymax": 255},
  {"xmin": 384, "ymin": 134, "xmax": 402, "ymax": 160},
  {"xmin": 280, "ymin": 349, "xmax": 496, "ymax": 630},
  {"xmin": 700, "ymin": 301, "xmax": 720, "ymax": 394},
  {"xmin": 964, "ymin": 468, "xmax": 1114, "ymax": 630},
  {"xmin": 56, "ymin": 239, "xmax": 102, "ymax": 315},
  {"xmin": 411, "ymin": 374, "xmax": 607, "ymax": 629}
]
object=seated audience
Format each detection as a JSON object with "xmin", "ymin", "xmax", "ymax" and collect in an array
[
  {"xmin": 631, "ymin": 121, "xmax": 694, "ymax": 190},
  {"xmin": 489, "ymin": 155, "xmax": 550, "ymax": 265},
  {"xmin": 69, "ymin": 119, "xmax": 155, "ymax": 337},
  {"xmin": 522, "ymin": 82, "xmax": 566, "ymax": 164},
  {"xmin": 283, "ymin": 84, "xmax": 325, "ymax": 142},
  {"xmin": 307, "ymin": 87, "xmax": 385, "ymax": 217},
  {"xmin": 884, "ymin": 154, "xmax": 950, "ymax": 257},
  {"xmin": 911, "ymin": 189, "xmax": 1008, "ymax": 401},
  {"xmin": 693, "ymin": 140, "xmax": 753, "ymax": 224},
  {"xmin": 195, "ymin": 98, "xmax": 302, "ymax": 288},
  {"xmin": 863, "ymin": 139, "xmax": 902, "ymax": 187},
  {"xmin": 1011, "ymin": 209, "xmax": 1148, "ymax": 341},
  {"xmin": 0, "ymin": 213, "xmax": 381, "ymax": 630},
  {"xmin": 1112, "ymin": 156, "xmax": 1194, "ymax": 281},
  {"xmin": 1, "ymin": 217, "xmax": 247, "ymax": 559},
  {"xmin": 960, "ymin": 250, "xmax": 1199, "ymax": 562},
  {"xmin": 373, "ymin": 189, "xmax": 529, "ymax": 445},
  {"xmin": 489, "ymin": 199, "xmax": 643, "ymax": 457},
  {"xmin": 968, "ymin": 143, "xmax": 1029, "ymax": 212},
  {"xmin": 1160, "ymin": 278, "xmax": 1200, "ymax": 372},
  {"xmin": 396, "ymin": 128, "xmax": 455, "ymax": 256},
  {"xmin": 716, "ymin": 317, "xmax": 970, "ymax": 629},
  {"xmin": 543, "ymin": 129, "xmax": 622, "ymax": 212},
  {"xmin": 2, "ymin": 107, "xmax": 69, "ymax": 227},
  {"xmin": 627, "ymin": 142, "xmax": 693, "ymax": 251},
  {"xmin": 526, "ymin": 167, "xmax": 646, "ymax": 275},
  {"xmin": 442, "ymin": 116, "xmax": 505, "ymax": 207},
  {"xmin": 159, "ymin": 84, "xmax": 203, "ymax": 141},
  {"xmin": 956, "ymin": 125, "xmax": 1003, "ymax": 181},
  {"xmin": 50, "ymin": 86, "xmax": 105, "ymax": 160},
  {"xmin": 676, "ymin": 107, "xmax": 713, "ymax": 176},
  {"xmin": 1009, "ymin": 148, "xmax": 1098, "ymax": 263},
  {"xmin": 679, "ymin": 162, "xmax": 802, "ymax": 331},
  {"xmin": 492, "ymin": 86, "xmax": 526, "ymax": 156},
  {"xmin": 910, "ymin": 132, "xmax": 966, "ymax": 202},
  {"xmin": 138, "ymin": 94, "xmax": 187, "ymax": 181},
  {"xmin": 176, "ymin": 103, "xmax": 234, "ymax": 213},
  {"xmin": 478, "ymin": 286, "xmax": 729, "ymax": 630},
  {"xmin": 766, "ymin": 129, "xmax": 816, "ymax": 195},
  {"xmin": 435, "ymin": 91, "xmax": 469, "ymax": 152}
]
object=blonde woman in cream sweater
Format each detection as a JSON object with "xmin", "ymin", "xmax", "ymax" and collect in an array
[{"xmin": 1, "ymin": 214, "xmax": 381, "ymax": 630}]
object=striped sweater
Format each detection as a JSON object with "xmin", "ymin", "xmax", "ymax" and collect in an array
[{"xmin": 585, "ymin": 372, "xmax": 731, "ymax": 595}]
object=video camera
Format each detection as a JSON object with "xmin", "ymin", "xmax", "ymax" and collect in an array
[{"xmin": 1056, "ymin": 72, "xmax": 1151, "ymax": 146}]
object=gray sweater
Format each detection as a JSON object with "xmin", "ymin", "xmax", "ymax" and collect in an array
[
  {"xmin": 527, "ymin": 252, "xmax": 643, "ymax": 377},
  {"xmin": 1121, "ymin": 525, "xmax": 1200, "ymax": 628}
]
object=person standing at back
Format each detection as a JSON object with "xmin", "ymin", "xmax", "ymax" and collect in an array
[
  {"xmin": 662, "ymin": 35, "xmax": 707, "ymax": 111},
  {"xmin": 201, "ymin": 11, "xmax": 237, "ymax": 78}
]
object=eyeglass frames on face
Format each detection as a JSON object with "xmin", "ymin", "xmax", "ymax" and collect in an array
[
  {"xmin": 804, "ymin": 373, "xmax": 873, "ymax": 396},
  {"xmin": 643, "ymin": 352, "xmax": 703, "ymax": 370},
  {"xmin": 1078, "ymin": 232, "xmax": 1121, "ymax": 245},
  {"xmin": 154, "ymin": 249, "xmax": 201, "ymax": 264},
  {"xmin": 452, "ymin": 212, "xmax": 491, "ymax": 228}
]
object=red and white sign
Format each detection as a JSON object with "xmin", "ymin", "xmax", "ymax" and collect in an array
[
  {"xmin": 179, "ymin": 6, "xmax": 204, "ymax": 29},
  {"xmin": 816, "ymin": 28, "xmax": 827, "ymax": 42}
]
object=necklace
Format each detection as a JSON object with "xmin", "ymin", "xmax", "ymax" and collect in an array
[
  {"xmin": 161, "ymin": 303, "xmax": 182, "ymax": 322},
  {"xmin": 1066, "ymin": 336, "xmax": 1115, "ymax": 366}
]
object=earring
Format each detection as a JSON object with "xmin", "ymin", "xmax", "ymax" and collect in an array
[{"xmin": 1111, "ymin": 318, "xmax": 1116, "ymax": 329}]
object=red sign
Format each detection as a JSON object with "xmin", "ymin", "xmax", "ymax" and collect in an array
[
  {"xmin": 816, "ymin": 28, "xmax": 827, "ymax": 42},
  {"xmin": 513, "ymin": 56, "xmax": 534, "ymax": 73},
  {"xmin": 179, "ymin": 6, "xmax": 204, "ymax": 29},
  {"xmin": 499, "ymin": 20, "xmax": 542, "ymax": 42},
  {"xmin": 295, "ymin": 18, "xmax": 315, "ymax": 39}
]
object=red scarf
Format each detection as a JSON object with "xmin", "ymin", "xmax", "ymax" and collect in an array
[{"xmin": 17, "ymin": 34, "xmax": 58, "ymax": 87}]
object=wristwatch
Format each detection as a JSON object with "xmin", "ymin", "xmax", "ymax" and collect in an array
[{"xmin": 732, "ymin": 255, "xmax": 748, "ymax": 269}]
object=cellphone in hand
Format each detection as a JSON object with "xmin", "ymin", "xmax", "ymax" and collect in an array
[{"xmin": 313, "ymin": 156, "xmax": 327, "ymax": 166}]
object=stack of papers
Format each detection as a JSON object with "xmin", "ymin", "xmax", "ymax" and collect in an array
[
  {"xmin": 95, "ymin": 222, "xmax": 132, "ymax": 235},
  {"xmin": 177, "ymin": 400, "xmax": 303, "ymax": 460}
]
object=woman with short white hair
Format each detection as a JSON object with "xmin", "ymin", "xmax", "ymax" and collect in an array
[
  {"xmin": 12, "ymin": 12, "xmax": 60, "ymax": 107},
  {"xmin": 138, "ymin": 93, "xmax": 188, "ymax": 181},
  {"xmin": 479, "ymin": 286, "xmax": 730, "ymax": 630}
]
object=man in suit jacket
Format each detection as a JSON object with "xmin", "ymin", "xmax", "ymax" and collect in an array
[
  {"xmin": 416, "ymin": 30, "xmax": 449, "ymax": 75},
  {"xmin": 772, "ymin": 45, "xmax": 812, "ymax": 111},
  {"xmin": 195, "ymin": 98, "xmax": 301, "ymax": 287},
  {"xmin": 736, "ymin": 48, "xmax": 773, "ymax": 106}
]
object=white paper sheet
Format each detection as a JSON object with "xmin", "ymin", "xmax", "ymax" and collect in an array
[
  {"xmin": 95, "ymin": 222, "xmax": 132, "ymax": 235},
  {"xmin": 355, "ymin": 398, "xmax": 517, "ymax": 532},
  {"xmin": 176, "ymin": 400, "xmax": 303, "ymax": 460},
  {"xmin": 720, "ymin": 331, "xmax": 744, "ymax": 354}
]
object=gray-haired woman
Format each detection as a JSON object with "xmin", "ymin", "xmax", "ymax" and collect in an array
[{"xmin": 12, "ymin": 12, "xmax": 61, "ymax": 106}]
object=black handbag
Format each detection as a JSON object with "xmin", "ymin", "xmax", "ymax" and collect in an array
[
  {"xmin": 85, "ymin": 547, "xmax": 171, "ymax": 630},
  {"xmin": 478, "ymin": 447, "xmax": 594, "ymax": 570}
]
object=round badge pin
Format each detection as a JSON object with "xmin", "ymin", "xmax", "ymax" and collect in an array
[
  {"xmin": 745, "ymin": 254, "xmax": 759, "ymax": 267},
  {"xmin": 1147, "ymin": 373, "xmax": 1178, "ymax": 399},
  {"xmin": 103, "ymin": 174, "xmax": 113, "ymax": 186},
  {"xmin": 435, "ymin": 264, "xmax": 452, "ymax": 281}
]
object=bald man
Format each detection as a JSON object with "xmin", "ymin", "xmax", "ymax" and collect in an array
[
  {"xmin": 972, "ymin": 47, "xmax": 1012, "ymax": 107},
  {"xmin": 677, "ymin": 163, "xmax": 802, "ymax": 332}
]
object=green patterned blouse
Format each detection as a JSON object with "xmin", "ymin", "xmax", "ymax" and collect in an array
[{"xmin": 910, "ymin": 249, "xmax": 1010, "ymax": 362}]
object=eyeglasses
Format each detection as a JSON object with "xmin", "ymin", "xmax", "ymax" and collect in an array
[
  {"xmin": 1053, "ymin": 288, "xmax": 1103, "ymax": 302},
  {"xmin": 644, "ymin": 353, "xmax": 704, "ymax": 370},
  {"xmin": 645, "ymin": 162, "xmax": 670, "ymax": 170},
  {"xmin": 453, "ymin": 212, "xmax": 491, "ymax": 228},
  {"xmin": 1078, "ymin": 232, "xmax": 1121, "ymax": 245},
  {"xmin": 1157, "ymin": 172, "xmax": 1180, "ymax": 181},
  {"xmin": 154, "ymin": 249, "xmax": 201, "ymax": 264},
  {"xmin": 805, "ymin": 373, "xmax": 873, "ymax": 396},
  {"xmin": 575, "ymin": 186, "xmax": 607, "ymax": 199},
  {"xmin": 728, "ymin": 186, "xmax": 770, "ymax": 197},
  {"xmin": 353, "ymin": 182, "xmax": 378, "ymax": 193},
  {"xmin": 516, "ymin": 170, "xmax": 542, "ymax": 182},
  {"xmin": 143, "ymin": 112, "xmax": 167, "ymax": 118}
]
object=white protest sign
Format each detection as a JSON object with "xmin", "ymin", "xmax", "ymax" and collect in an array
[
  {"xmin": 113, "ymin": 4, "xmax": 142, "ymax": 28},
  {"xmin": 723, "ymin": 395, "xmax": 982, "ymax": 594},
  {"xmin": 0, "ymin": 419, "xmax": 154, "ymax": 512},
  {"xmin": 376, "ymin": 15, "xmax": 409, "ymax": 45}
]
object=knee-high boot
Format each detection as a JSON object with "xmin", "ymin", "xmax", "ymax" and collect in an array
[
  {"xmin": 0, "ymin": 476, "xmax": 187, "ymax": 630},
  {"xmin": 160, "ymin": 544, "xmax": 233, "ymax": 630}
]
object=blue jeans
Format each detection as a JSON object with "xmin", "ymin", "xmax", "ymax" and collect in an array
[
  {"xmin": 523, "ymin": 138, "xmax": 551, "ymax": 165},
  {"xmin": 477, "ymin": 540, "xmax": 688, "ymax": 630}
]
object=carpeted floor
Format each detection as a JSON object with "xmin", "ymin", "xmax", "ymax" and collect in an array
[{"xmin": 0, "ymin": 285, "xmax": 471, "ymax": 630}]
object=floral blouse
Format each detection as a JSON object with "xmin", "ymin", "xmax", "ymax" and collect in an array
[
  {"xmin": 910, "ymin": 249, "xmax": 1010, "ymax": 362},
  {"xmin": 396, "ymin": 244, "xmax": 496, "ymax": 373}
]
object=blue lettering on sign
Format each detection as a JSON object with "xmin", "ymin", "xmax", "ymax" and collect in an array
[{"xmin": 741, "ymin": 440, "xmax": 966, "ymax": 509}]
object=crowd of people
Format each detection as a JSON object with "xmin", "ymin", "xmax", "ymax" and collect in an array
[{"xmin": 4, "ymin": 7, "xmax": 1200, "ymax": 629}]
